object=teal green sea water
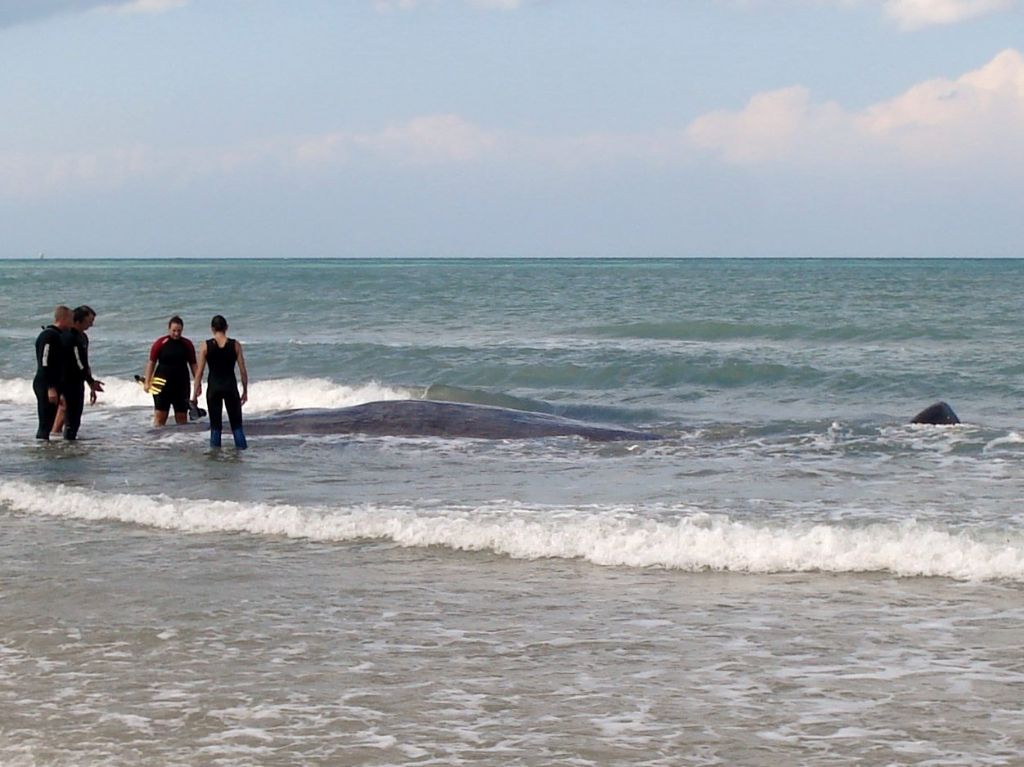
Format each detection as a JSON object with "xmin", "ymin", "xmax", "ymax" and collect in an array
[
  {"xmin": 1, "ymin": 259, "xmax": 1023, "ymax": 766},
  {"xmin": 4, "ymin": 258, "xmax": 1024, "ymax": 421}
]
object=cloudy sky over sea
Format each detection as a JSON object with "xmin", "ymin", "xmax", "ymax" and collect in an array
[{"xmin": 2, "ymin": 0, "xmax": 1022, "ymax": 258}]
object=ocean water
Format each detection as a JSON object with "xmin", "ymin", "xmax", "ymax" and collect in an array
[{"xmin": 1, "ymin": 257, "xmax": 1023, "ymax": 766}]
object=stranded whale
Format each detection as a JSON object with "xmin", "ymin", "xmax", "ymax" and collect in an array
[
  {"xmin": 176, "ymin": 399, "xmax": 961, "ymax": 441},
  {"xmin": 244, "ymin": 399, "xmax": 662, "ymax": 442},
  {"xmin": 910, "ymin": 401, "xmax": 960, "ymax": 425}
]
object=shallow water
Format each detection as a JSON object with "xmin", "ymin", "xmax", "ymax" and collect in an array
[{"xmin": 2, "ymin": 258, "xmax": 1024, "ymax": 765}]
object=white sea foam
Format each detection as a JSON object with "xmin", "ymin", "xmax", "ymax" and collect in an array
[
  {"xmin": 2, "ymin": 480, "xmax": 1022, "ymax": 582},
  {"xmin": 984, "ymin": 431, "xmax": 1024, "ymax": 452},
  {"xmin": 0, "ymin": 377, "xmax": 416, "ymax": 413},
  {"xmin": 239, "ymin": 378, "xmax": 416, "ymax": 412},
  {"xmin": 0, "ymin": 378, "xmax": 41, "ymax": 407}
]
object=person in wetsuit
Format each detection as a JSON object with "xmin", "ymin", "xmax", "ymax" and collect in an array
[
  {"xmin": 144, "ymin": 315, "xmax": 198, "ymax": 426},
  {"xmin": 192, "ymin": 314, "xmax": 249, "ymax": 448},
  {"xmin": 33, "ymin": 305, "xmax": 72, "ymax": 440},
  {"xmin": 60, "ymin": 305, "xmax": 105, "ymax": 441}
]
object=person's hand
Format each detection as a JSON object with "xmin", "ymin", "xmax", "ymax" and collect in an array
[
  {"xmin": 92, "ymin": 379, "xmax": 105, "ymax": 392},
  {"xmin": 240, "ymin": 390, "xmax": 248, "ymax": 406},
  {"xmin": 193, "ymin": 383, "xmax": 202, "ymax": 398},
  {"xmin": 47, "ymin": 387, "xmax": 58, "ymax": 404},
  {"xmin": 89, "ymin": 389, "xmax": 97, "ymax": 405}
]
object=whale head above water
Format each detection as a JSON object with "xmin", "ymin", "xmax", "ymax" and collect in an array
[{"xmin": 910, "ymin": 401, "xmax": 960, "ymax": 425}]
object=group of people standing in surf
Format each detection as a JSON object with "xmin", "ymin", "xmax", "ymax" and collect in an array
[
  {"xmin": 33, "ymin": 309, "xmax": 250, "ymax": 449},
  {"xmin": 32, "ymin": 305, "xmax": 103, "ymax": 442}
]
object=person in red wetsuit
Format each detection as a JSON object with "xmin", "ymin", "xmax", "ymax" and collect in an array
[{"xmin": 144, "ymin": 315, "xmax": 198, "ymax": 426}]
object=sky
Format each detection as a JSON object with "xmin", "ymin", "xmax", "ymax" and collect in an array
[{"xmin": 1, "ymin": 0, "xmax": 1022, "ymax": 258}]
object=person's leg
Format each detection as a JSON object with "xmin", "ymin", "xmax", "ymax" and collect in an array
[
  {"xmin": 171, "ymin": 383, "xmax": 189, "ymax": 425},
  {"xmin": 224, "ymin": 390, "xmax": 243, "ymax": 431},
  {"xmin": 62, "ymin": 385, "xmax": 85, "ymax": 440},
  {"xmin": 206, "ymin": 389, "xmax": 224, "ymax": 447},
  {"xmin": 33, "ymin": 378, "xmax": 56, "ymax": 440},
  {"xmin": 153, "ymin": 389, "xmax": 170, "ymax": 426},
  {"xmin": 224, "ymin": 389, "xmax": 246, "ymax": 448},
  {"xmin": 51, "ymin": 400, "xmax": 65, "ymax": 434}
]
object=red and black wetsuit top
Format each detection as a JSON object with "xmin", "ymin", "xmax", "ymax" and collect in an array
[{"xmin": 150, "ymin": 335, "xmax": 197, "ymax": 388}]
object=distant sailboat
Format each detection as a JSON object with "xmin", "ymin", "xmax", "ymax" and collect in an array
[{"xmin": 38, "ymin": 252, "xmax": 45, "ymax": 260}]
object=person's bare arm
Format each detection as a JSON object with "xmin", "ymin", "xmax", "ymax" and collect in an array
[{"xmin": 236, "ymin": 341, "xmax": 248, "ymax": 406}]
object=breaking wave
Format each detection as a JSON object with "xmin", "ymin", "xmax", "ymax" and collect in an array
[{"xmin": 2, "ymin": 480, "xmax": 1021, "ymax": 582}]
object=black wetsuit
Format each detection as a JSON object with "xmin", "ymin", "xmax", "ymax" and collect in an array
[
  {"xmin": 61, "ymin": 328, "xmax": 94, "ymax": 440},
  {"xmin": 149, "ymin": 335, "xmax": 196, "ymax": 414},
  {"xmin": 205, "ymin": 338, "xmax": 243, "ymax": 432},
  {"xmin": 33, "ymin": 325, "xmax": 65, "ymax": 439}
]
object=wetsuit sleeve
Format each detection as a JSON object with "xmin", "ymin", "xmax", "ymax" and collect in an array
[
  {"xmin": 149, "ymin": 336, "xmax": 167, "ymax": 362},
  {"xmin": 74, "ymin": 336, "xmax": 95, "ymax": 385},
  {"xmin": 183, "ymin": 338, "xmax": 197, "ymax": 365},
  {"xmin": 41, "ymin": 332, "xmax": 62, "ymax": 389}
]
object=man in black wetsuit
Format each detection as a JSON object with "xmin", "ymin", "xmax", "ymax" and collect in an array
[
  {"xmin": 33, "ymin": 305, "xmax": 72, "ymax": 440},
  {"xmin": 60, "ymin": 305, "xmax": 105, "ymax": 441}
]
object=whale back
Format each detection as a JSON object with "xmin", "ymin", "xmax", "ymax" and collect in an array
[{"xmin": 245, "ymin": 400, "xmax": 662, "ymax": 441}]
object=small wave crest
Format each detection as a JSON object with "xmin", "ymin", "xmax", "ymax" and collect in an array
[
  {"xmin": 423, "ymin": 384, "xmax": 554, "ymax": 413},
  {"xmin": 2, "ymin": 481, "xmax": 1021, "ymax": 582},
  {"xmin": 0, "ymin": 377, "xmax": 416, "ymax": 413},
  {"xmin": 573, "ymin": 320, "xmax": 972, "ymax": 343},
  {"xmin": 422, "ymin": 384, "xmax": 661, "ymax": 425},
  {"xmin": 239, "ymin": 378, "xmax": 416, "ymax": 413}
]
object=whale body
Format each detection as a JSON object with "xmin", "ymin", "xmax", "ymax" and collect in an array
[
  {"xmin": 910, "ymin": 401, "xmax": 960, "ymax": 425},
  {"xmin": 244, "ymin": 399, "xmax": 662, "ymax": 442}
]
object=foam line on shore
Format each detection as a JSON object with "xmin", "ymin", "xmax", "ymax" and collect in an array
[
  {"xmin": 0, "ymin": 377, "xmax": 416, "ymax": 413},
  {"xmin": 2, "ymin": 481, "xmax": 1021, "ymax": 582}
]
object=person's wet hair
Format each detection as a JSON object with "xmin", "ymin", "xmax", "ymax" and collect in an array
[
  {"xmin": 54, "ymin": 305, "xmax": 71, "ymax": 322},
  {"xmin": 169, "ymin": 315, "xmax": 184, "ymax": 328},
  {"xmin": 72, "ymin": 305, "xmax": 95, "ymax": 323},
  {"xmin": 211, "ymin": 315, "xmax": 228, "ymax": 333}
]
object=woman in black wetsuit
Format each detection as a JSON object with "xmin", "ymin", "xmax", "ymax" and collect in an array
[{"xmin": 192, "ymin": 315, "xmax": 249, "ymax": 448}]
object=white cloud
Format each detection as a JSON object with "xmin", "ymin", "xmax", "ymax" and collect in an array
[
  {"xmin": 882, "ymin": 0, "xmax": 1014, "ymax": 27},
  {"xmin": 687, "ymin": 86, "xmax": 849, "ymax": 164},
  {"xmin": 104, "ymin": 0, "xmax": 190, "ymax": 13},
  {"xmin": 4, "ymin": 51, "xmax": 1023, "ymax": 201},
  {"xmin": 0, "ymin": 146, "xmax": 160, "ymax": 199},
  {"xmin": 355, "ymin": 114, "xmax": 499, "ymax": 163},
  {"xmin": 468, "ymin": 0, "xmax": 524, "ymax": 7},
  {"xmin": 686, "ymin": 48, "xmax": 1024, "ymax": 169},
  {"xmin": 0, "ymin": 117, "xmax": 500, "ymax": 199},
  {"xmin": 373, "ymin": 0, "xmax": 523, "ymax": 10},
  {"xmin": 295, "ymin": 115, "xmax": 499, "ymax": 166},
  {"xmin": 0, "ymin": 1, "xmax": 187, "ymax": 28},
  {"xmin": 754, "ymin": 0, "xmax": 1015, "ymax": 28},
  {"xmin": 0, "ymin": 139, "xmax": 286, "ymax": 200}
]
